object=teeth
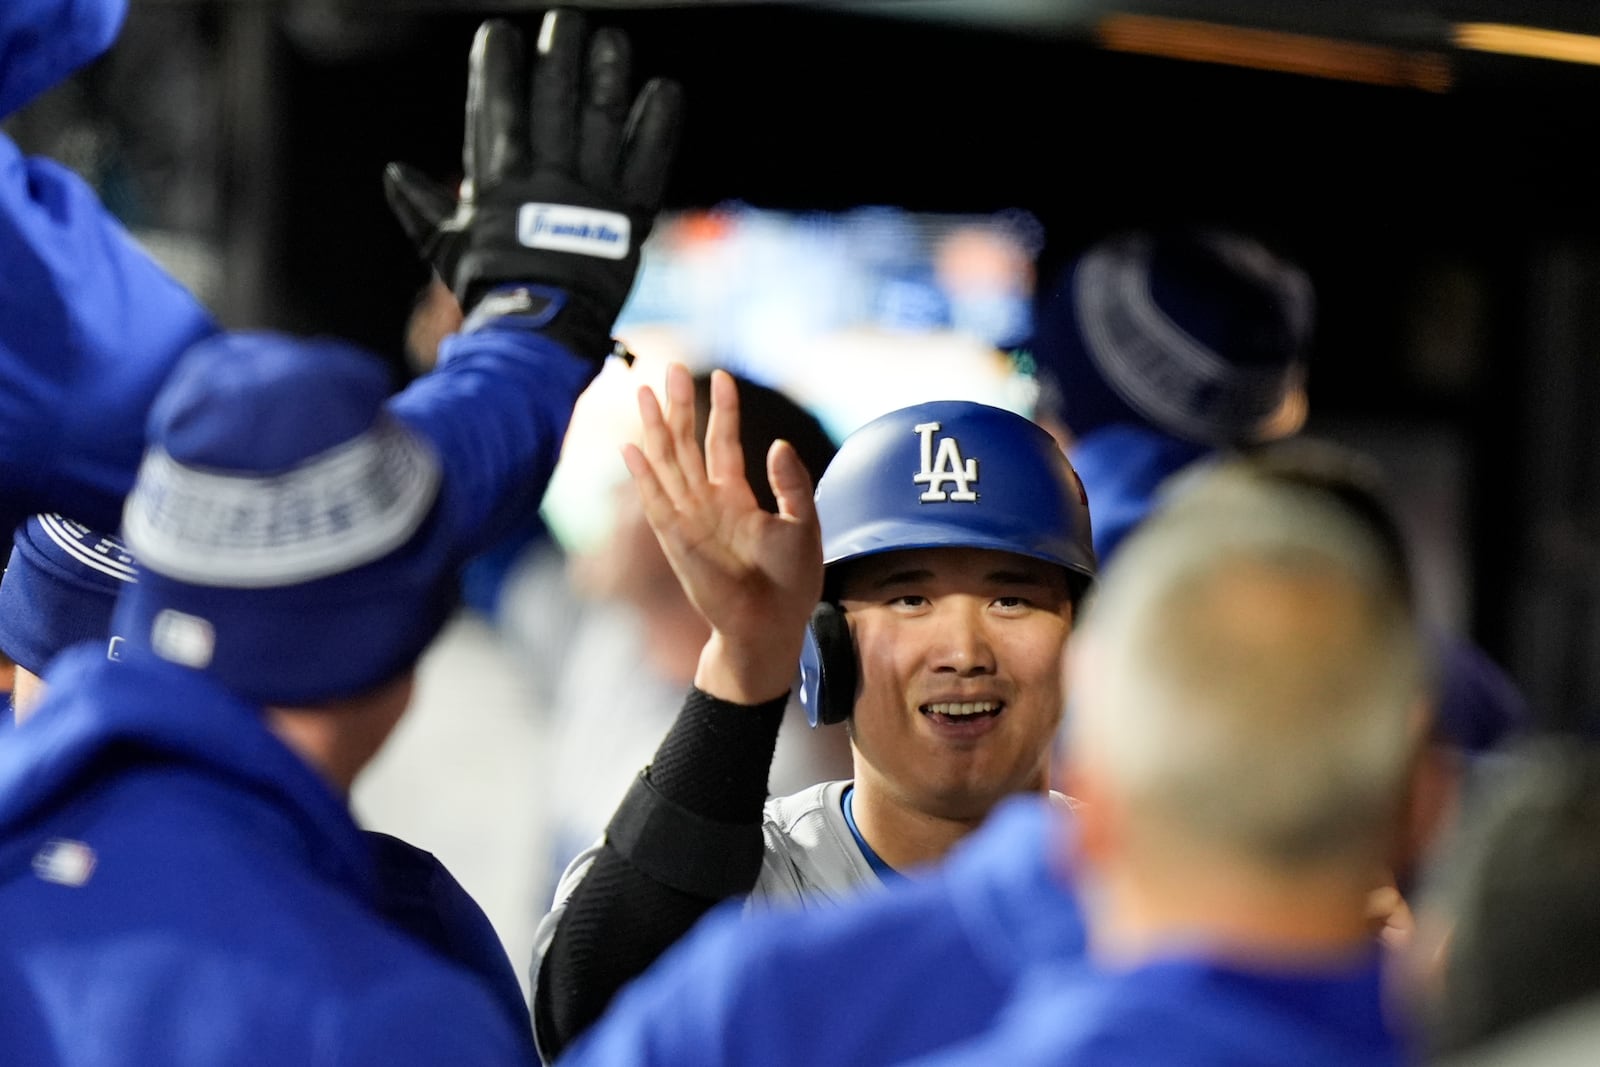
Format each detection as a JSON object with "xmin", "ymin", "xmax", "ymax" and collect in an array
[{"xmin": 924, "ymin": 701, "xmax": 1000, "ymax": 717}]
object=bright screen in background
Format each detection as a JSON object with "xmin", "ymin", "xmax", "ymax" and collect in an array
[{"xmin": 541, "ymin": 203, "xmax": 1046, "ymax": 554}]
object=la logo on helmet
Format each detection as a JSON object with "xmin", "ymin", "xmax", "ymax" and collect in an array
[{"xmin": 913, "ymin": 422, "xmax": 978, "ymax": 503}]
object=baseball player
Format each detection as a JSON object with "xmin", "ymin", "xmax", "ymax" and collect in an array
[
  {"xmin": 0, "ymin": 513, "xmax": 534, "ymax": 1042},
  {"xmin": 531, "ymin": 363, "xmax": 1096, "ymax": 1059},
  {"xmin": 1, "ymin": 0, "xmax": 219, "ymax": 537},
  {"xmin": 1033, "ymin": 228, "xmax": 1523, "ymax": 755},
  {"xmin": 559, "ymin": 455, "xmax": 1431, "ymax": 1067},
  {"xmin": 0, "ymin": 11, "xmax": 680, "ymax": 1063}
]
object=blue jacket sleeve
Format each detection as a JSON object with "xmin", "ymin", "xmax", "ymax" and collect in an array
[
  {"xmin": 0, "ymin": 133, "xmax": 217, "ymax": 533},
  {"xmin": 385, "ymin": 323, "xmax": 600, "ymax": 561}
]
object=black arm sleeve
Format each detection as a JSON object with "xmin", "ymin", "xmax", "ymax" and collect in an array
[{"xmin": 533, "ymin": 686, "xmax": 786, "ymax": 1059}]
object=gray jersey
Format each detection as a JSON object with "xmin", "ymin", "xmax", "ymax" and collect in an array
[
  {"xmin": 531, "ymin": 782, "xmax": 872, "ymax": 983},
  {"xmin": 532, "ymin": 781, "xmax": 1074, "ymax": 978}
]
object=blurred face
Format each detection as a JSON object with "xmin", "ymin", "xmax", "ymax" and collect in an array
[
  {"xmin": 839, "ymin": 546, "xmax": 1073, "ymax": 820},
  {"xmin": 9, "ymin": 665, "xmax": 44, "ymax": 724},
  {"xmin": 570, "ymin": 480, "xmax": 681, "ymax": 609}
]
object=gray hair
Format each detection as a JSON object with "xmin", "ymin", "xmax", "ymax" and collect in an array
[{"xmin": 1068, "ymin": 467, "xmax": 1427, "ymax": 871}]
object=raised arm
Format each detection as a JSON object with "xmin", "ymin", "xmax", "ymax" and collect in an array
[
  {"xmin": 531, "ymin": 363, "xmax": 825, "ymax": 1060},
  {"xmin": 384, "ymin": 10, "xmax": 683, "ymax": 554}
]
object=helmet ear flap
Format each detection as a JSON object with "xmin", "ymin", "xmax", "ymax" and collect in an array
[{"xmin": 798, "ymin": 602, "xmax": 857, "ymax": 727}]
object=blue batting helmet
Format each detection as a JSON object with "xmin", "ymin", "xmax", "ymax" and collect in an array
[{"xmin": 799, "ymin": 400, "xmax": 1096, "ymax": 725}]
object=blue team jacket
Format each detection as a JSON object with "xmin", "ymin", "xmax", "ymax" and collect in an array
[
  {"xmin": 560, "ymin": 797, "xmax": 1086, "ymax": 1067},
  {"xmin": 0, "ymin": 647, "xmax": 534, "ymax": 1066},
  {"xmin": 1068, "ymin": 423, "xmax": 1209, "ymax": 564},
  {"xmin": 897, "ymin": 952, "xmax": 1407, "ymax": 1067},
  {"xmin": 1, "ymin": 0, "xmax": 218, "ymax": 536}
]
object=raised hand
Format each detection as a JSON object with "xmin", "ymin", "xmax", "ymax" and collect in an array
[
  {"xmin": 384, "ymin": 10, "xmax": 683, "ymax": 363},
  {"xmin": 621, "ymin": 364, "xmax": 823, "ymax": 704}
]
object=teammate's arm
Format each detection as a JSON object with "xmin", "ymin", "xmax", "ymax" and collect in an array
[{"xmin": 384, "ymin": 10, "xmax": 682, "ymax": 555}]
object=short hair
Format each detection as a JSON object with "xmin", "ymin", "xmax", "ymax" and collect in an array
[
  {"xmin": 1425, "ymin": 737, "xmax": 1600, "ymax": 1054},
  {"xmin": 1070, "ymin": 468, "xmax": 1427, "ymax": 871}
]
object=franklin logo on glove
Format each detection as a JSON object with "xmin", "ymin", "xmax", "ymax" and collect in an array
[
  {"xmin": 384, "ymin": 10, "xmax": 683, "ymax": 364},
  {"xmin": 517, "ymin": 204, "xmax": 630, "ymax": 259}
]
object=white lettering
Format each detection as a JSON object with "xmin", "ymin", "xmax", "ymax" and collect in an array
[
  {"xmin": 913, "ymin": 421, "xmax": 979, "ymax": 502},
  {"xmin": 516, "ymin": 203, "xmax": 631, "ymax": 260}
]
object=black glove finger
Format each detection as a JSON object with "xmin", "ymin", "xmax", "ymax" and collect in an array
[
  {"xmin": 530, "ymin": 7, "xmax": 586, "ymax": 174},
  {"xmin": 383, "ymin": 162, "xmax": 456, "ymax": 252},
  {"xmin": 618, "ymin": 77, "xmax": 685, "ymax": 215},
  {"xmin": 466, "ymin": 19, "xmax": 530, "ymax": 192},
  {"xmin": 578, "ymin": 28, "xmax": 631, "ymax": 191}
]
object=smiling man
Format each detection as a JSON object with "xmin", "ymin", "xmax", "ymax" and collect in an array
[
  {"xmin": 530, "ymin": 365, "xmax": 1095, "ymax": 1060},
  {"xmin": 836, "ymin": 547, "xmax": 1075, "ymax": 866}
]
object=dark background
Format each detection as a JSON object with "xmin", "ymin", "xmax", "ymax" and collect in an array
[{"xmin": 19, "ymin": 0, "xmax": 1600, "ymax": 728}]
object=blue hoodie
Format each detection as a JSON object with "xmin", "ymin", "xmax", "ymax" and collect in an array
[
  {"xmin": 0, "ymin": 645, "xmax": 533, "ymax": 1065},
  {"xmin": 1, "ymin": 0, "xmax": 218, "ymax": 536}
]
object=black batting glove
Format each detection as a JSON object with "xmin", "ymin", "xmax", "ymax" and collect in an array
[{"xmin": 385, "ymin": 10, "xmax": 683, "ymax": 363}]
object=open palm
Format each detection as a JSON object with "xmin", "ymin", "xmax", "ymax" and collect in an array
[{"xmin": 621, "ymin": 364, "xmax": 823, "ymax": 702}]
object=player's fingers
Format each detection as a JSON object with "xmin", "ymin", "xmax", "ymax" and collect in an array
[
  {"xmin": 530, "ymin": 8, "xmax": 584, "ymax": 172},
  {"xmin": 619, "ymin": 78, "xmax": 684, "ymax": 211},
  {"xmin": 768, "ymin": 440, "xmax": 817, "ymax": 527},
  {"xmin": 704, "ymin": 369, "xmax": 746, "ymax": 488},
  {"xmin": 634, "ymin": 382, "xmax": 694, "ymax": 508},
  {"xmin": 620, "ymin": 442, "xmax": 681, "ymax": 540},
  {"xmin": 578, "ymin": 28, "xmax": 630, "ymax": 189},
  {"xmin": 661, "ymin": 362, "xmax": 708, "ymax": 494},
  {"xmin": 466, "ymin": 20, "xmax": 530, "ymax": 190}
]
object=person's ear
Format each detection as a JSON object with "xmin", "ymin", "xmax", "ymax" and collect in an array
[{"xmin": 1062, "ymin": 759, "xmax": 1118, "ymax": 868}]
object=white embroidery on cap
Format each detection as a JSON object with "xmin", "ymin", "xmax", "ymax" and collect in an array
[
  {"xmin": 37, "ymin": 514, "xmax": 138, "ymax": 583},
  {"xmin": 122, "ymin": 418, "xmax": 440, "ymax": 589},
  {"xmin": 34, "ymin": 839, "xmax": 97, "ymax": 887},
  {"xmin": 913, "ymin": 422, "xmax": 979, "ymax": 503},
  {"xmin": 151, "ymin": 609, "xmax": 215, "ymax": 669}
]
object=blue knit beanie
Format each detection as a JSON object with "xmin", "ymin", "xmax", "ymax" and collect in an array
[
  {"xmin": 0, "ymin": 514, "xmax": 135, "ymax": 673},
  {"xmin": 115, "ymin": 331, "xmax": 451, "ymax": 706},
  {"xmin": 1032, "ymin": 229, "xmax": 1313, "ymax": 447}
]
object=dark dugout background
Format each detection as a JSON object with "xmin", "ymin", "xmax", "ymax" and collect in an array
[{"xmin": 14, "ymin": 0, "xmax": 1600, "ymax": 731}]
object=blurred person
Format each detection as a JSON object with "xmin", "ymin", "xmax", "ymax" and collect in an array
[
  {"xmin": 1029, "ymin": 227, "xmax": 1313, "ymax": 560},
  {"xmin": 1032, "ymin": 227, "xmax": 1524, "ymax": 782},
  {"xmin": 531, "ymin": 365, "xmax": 1095, "ymax": 1060},
  {"xmin": 1411, "ymin": 737, "xmax": 1600, "ymax": 1063},
  {"xmin": 497, "ymin": 369, "xmax": 848, "ymax": 903},
  {"xmin": 0, "ymin": 10, "xmax": 681, "ymax": 1063},
  {"xmin": 0, "ymin": 512, "xmax": 534, "ymax": 1040},
  {"xmin": 1, "ymin": 0, "xmax": 219, "ymax": 538},
  {"xmin": 553, "ymin": 447, "xmax": 1434, "ymax": 1067},
  {"xmin": 1, "ymin": 650, "xmax": 12, "ymax": 727}
]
